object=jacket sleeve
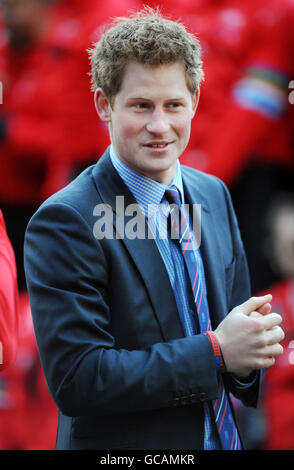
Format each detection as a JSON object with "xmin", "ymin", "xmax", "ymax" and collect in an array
[
  {"xmin": 218, "ymin": 180, "xmax": 262, "ymax": 408},
  {"xmin": 0, "ymin": 210, "xmax": 18, "ymax": 371},
  {"xmin": 24, "ymin": 201, "xmax": 220, "ymax": 417}
]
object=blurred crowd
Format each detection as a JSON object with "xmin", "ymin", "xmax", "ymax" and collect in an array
[{"xmin": 0, "ymin": 0, "xmax": 293, "ymax": 450}]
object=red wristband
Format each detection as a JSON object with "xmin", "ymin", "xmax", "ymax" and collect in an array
[{"xmin": 205, "ymin": 330, "xmax": 224, "ymax": 372}]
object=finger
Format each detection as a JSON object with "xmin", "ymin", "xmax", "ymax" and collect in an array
[
  {"xmin": 249, "ymin": 311, "xmax": 263, "ymax": 318},
  {"xmin": 237, "ymin": 295, "xmax": 272, "ymax": 316},
  {"xmin": 256, "ymin": 302, "xmax": 272, "ymax": 316},
  {"xmin": 264, "ymin": 342, "xmax": 284, "ymax": 358},
  {"xmin": 263, "ymin": 356, "xmax": 276, "ymax": 369},
  {"xmin": 250, "ymin": 305, "xmax": 275, "ymax": 319},
  {"xmin": 261, "ymin": 312, "xmax": 283, "ymax": 329},
  {"xmin": 266, "ymin": 325, "xmax": 285, "ymax": 345}
]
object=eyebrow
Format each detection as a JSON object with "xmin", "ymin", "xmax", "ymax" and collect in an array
[{"xmin": 126, "ymin": 96, "xmax": 187, "ymax": 102}]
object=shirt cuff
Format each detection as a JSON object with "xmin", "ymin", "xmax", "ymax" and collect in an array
[{"xmin": 231, "ymin": 371, "xmax": 257, "ymax": 387}]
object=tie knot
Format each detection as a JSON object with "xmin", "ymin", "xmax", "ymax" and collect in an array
[{"xmin": 165, "ymin": 187, "xmax": 182, "ymax": 209}]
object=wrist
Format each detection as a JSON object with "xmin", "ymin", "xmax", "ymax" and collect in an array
[{"xmin": 205, "ymin": 330, "xmax": 226, "ymax": 373}]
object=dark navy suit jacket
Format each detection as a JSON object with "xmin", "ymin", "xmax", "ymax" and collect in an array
[{"xmin": 24, "ymin": 148, "xmax": 260, "ymax": 450}]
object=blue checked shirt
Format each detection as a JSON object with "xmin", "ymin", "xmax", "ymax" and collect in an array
[{"xmin": 109, "ymin": 145, "xmax": 220, "ymax": 450}]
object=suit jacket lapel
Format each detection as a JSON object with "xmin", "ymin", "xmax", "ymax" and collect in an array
[
  {"xmin": 92, "ymin": 150, "xmax": 185, "ymax": 341},
  {"xmin": 182, "ymin": 168, "xmax": 226, "ymax": 329}
]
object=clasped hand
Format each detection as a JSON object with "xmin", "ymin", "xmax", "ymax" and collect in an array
[{"xmin": 214, "ymin": 295, "xmax": 285, "ymax": 378}]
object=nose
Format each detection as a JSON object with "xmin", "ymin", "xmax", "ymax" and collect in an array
[{"xmin": 146, "ymin": 107, "xmax": 170, "ymax": 135}]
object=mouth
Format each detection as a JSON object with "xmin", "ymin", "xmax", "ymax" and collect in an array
[
  {"xmin": 143, "ymin": 141, "xmax": 173, "ymax": 150},
  {"xmin": 148, "ymin": 143, "xmax": 167, "ymax": 148}
]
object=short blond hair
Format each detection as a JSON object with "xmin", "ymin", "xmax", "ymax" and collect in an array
[{"xmin": 88, "ymin": 7, "xmax": 204, "ymax": 102}]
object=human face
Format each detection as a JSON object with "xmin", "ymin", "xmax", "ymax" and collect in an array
[{"xmin": 95, "ymin": 61, "xmax": 199, "ymax": 185}]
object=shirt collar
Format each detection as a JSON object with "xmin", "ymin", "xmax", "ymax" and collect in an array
[{"xmin": 109, "ymin": 145, "xmax": 184, "ymax": 218}]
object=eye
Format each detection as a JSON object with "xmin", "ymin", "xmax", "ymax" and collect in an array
[
  {"xmin": 133, "ymin": 102, "xmax": 150, "ymax": 110},
  {"xmin": 167, "ymin": 102, "xmax": 182, "ymax": 110}
]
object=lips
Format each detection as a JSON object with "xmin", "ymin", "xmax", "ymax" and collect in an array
[
  {"xmin": 148, "ymin": 143, "xmax": 167, "ymax": 148},
  {"xmin": 143, "ymin": 141, "xmax": 173, "ymax": 148}
]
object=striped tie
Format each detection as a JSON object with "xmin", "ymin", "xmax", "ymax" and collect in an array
[{"xmin": 165, "ymin": 186, "xmax": 242, "ymax": 450}]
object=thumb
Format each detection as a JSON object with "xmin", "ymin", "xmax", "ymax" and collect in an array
[
  {"xmin": 256, "ymin": 302, "xmax": 272, "ymax": 316},
  {"xmin": 237, "ymin": 295, "xmax": 273, "ymax": 316}
]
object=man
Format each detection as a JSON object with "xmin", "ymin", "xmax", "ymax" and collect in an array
[
  {"xmin": 24, "ymin": 9, "xmax": 284, "ymax": 450},
  {"xmin": 0, "ymin": 210, "xmax": 18, "ymax": 371},
  {"xmin": 259, "ymin": 195, "xmax": 294, "ymax": 449}
]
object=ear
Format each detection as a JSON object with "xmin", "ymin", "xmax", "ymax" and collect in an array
[
  {"xmin": 191, "ymin": 88, "xmax": 200, "ymax": 118},
  {"xmin": 94, "ymin": 88, "xmax": 112, "ymax": 122}
]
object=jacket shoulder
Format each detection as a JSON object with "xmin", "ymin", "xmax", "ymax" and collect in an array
[
  {"xmin": 181, "ymin": 164, "xmax": 230, "ymax": 201},
  {"xmin": 181, "ymin": 164, "xmax": 223, "ymax": 187},
  {"xmin": 39, "ymin": 149, "xmax": 111, "ymax": 217},
  {"xmin": 43, "ymin": 165, "xmax": 98, "ymax": 209},
  {"xmin": 30, "ymin": 163, "xmax": 105, "ymax": 232}
]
